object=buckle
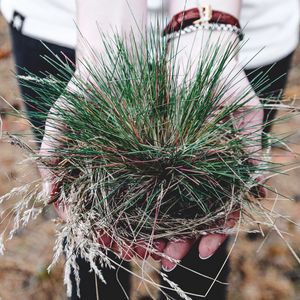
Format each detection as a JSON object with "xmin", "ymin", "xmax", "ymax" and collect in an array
[{"xmin": 193, "ymin": 4, "xmax": 212, "ymax": 25}]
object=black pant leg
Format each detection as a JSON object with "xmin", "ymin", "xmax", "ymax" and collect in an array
[
  {"xmin": 159, "ymin": 242, "xmax": 229, "ymax": 300},
  {"xmin": 245, "ymin": 52, "xmax": 294, "ymax": 134},
  {"xmin": 69, "ymin": 252, "xmax": 132, "ymax": 300},
  {"xmin": 9, "ymin": 25, "xmax": 76, "ymax": 140}
]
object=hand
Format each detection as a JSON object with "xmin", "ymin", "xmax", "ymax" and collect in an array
[
  {"xmin": 38, "ymin": 101, "xmax": 158, "ymax": 260},
  {"xmin": 159, "ymin": 211, "xmax": 240, "ymax": 271},
  {"xmin": 156, "ymin": 29, "xmax": 265, "ymax": 271}
]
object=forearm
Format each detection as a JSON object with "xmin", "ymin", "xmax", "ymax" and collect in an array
[
  {"xmin": 166, "ymin": 1, "xmax": 242, "ymax": 81},
  {"xmin": 168, "ymin": 0, "xmax": 241, "ymax": 19},
  {"xmin": 75, "ymin": 0, "xmax": 147, "ymax": 77}
]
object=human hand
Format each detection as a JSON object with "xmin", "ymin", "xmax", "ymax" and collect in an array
[
  {"xmin": 156, "ymin": 29, "xmax": 265, "ymax": 271},
  {"xmin": 38, "ymin": 95, "xmax": 160, "ymax": 261},
  {"xmin": 159, "ymin": 211, "xmax": 240, "ymax": 271}
]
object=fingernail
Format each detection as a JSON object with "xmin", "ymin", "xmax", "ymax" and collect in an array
[
  {"xmin": 199, "ymin": 252, "xmax": 215, "ymax": 260},
  {"xmin": 162, "ymin": 264, "xmax": 176, "ymax": 272},
  {"xmin": 199, "ymin": 236, "xmax": 223, "ymax": 260}
]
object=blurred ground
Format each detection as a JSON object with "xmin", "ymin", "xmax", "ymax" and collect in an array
[{"xmin": 1, "ymin": 15, "xmax": 300, "ymax": 300}]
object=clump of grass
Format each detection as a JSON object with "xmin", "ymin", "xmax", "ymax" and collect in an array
[{"xmin": 1, "ymin": 28, "xmax": 292, "ymax": 298}]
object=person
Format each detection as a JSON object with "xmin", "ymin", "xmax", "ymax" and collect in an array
[{"xmin": 1, "ymin": 0, "xmax": 299, "ymax": 299}]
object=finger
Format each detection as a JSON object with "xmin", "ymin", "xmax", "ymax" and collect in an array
[
  {"xmin": 235, "ymin": 104, "xmax": 263, "ymax": 134},
  {"xmin": 151, "ymin": 239, "xmax": 167, "ymax": 261},
  {"xmin": 53, "ymin": 201, "xmax": 68, "ymax": 220},
  {"xmin": 50, "ymin": 182, "xmax": 59, "ymax": 198},
  {"xmin": 113, "ymin": 241, "xmax": 134, "ymax": 262},
  {"xmin": 37, "ymin": 163, "xmax": 53, "ymax": 199},
  {"xmin": 120, "ymin": 245, "xmax": 134, "ymax": 262},
  {"xmin": 161, "ymin": 238, "xmax": 195, "ymax": 272},
  {"xmin": 134, "ymin": 243, "xmax": 149, "ymax": 260},
  {"xmin": 97, "ymin": 231, "xmax": 113, "ymax": 248},
  {"xmin": 198, "ymin": 233, "xmax": 228, "ymax": 260},
  {"xmin": 38, "ymin": 106, "xmax": 65, "ymax": 200},
  {"xmin": 233, "ymin": 102, "xmax": 264, "ymax": 155},
  {"xmin": 198, "ymin": 210, "xmax": 240, "ymax": 259},
  {"xmin": 224, "ymin": 210, "xmax": 240, "ymax": 228},
  {"xmin": 252, "ymin": 175, "xmax": 267, "ymax": 198},
  {"xmin": 97, "ymin": 231, "xmax": 133, "ymax": 261},
  {"xmin": 247, "ymin": 157, "xmax": 267, "ymax": 199}
]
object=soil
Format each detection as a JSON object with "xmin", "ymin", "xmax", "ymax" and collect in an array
[{"xmin": 1, "ymin": 14, "xmax": 300, "ymax": 300}]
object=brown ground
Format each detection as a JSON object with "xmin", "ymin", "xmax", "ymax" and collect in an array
[{"xmin": 1, "ymin": 15, "xmax": 300, "ymax": 300}]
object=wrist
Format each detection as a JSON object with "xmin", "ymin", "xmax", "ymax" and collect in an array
[
  {"xmin": 168, "ymin": 0, "xmax": 241, "ymax": 20},
  {"xmin": 164, "ymin": 6, "xmax": 242, "ymax": 38},
  {"xmin": 201, "ymin": 0, "xmax": 241, "ymax": 19},
  {"xmin": 169, "ymin": 30, "xmax": 240, "ymax": 87},
  {"xmin": 163, "ymin": 5, "xmax": 243, "ymax": 51}
]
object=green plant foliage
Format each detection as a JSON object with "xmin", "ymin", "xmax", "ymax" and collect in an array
[{"xmin": 18, "ymin": 29, "xmax": 271, "ymax": 240}]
